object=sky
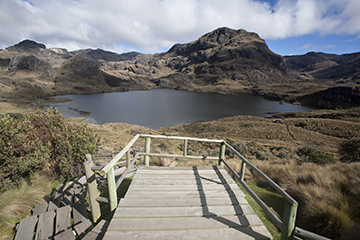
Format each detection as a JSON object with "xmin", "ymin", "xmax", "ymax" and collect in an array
[{"xmin": 0, "ymin": 0, "xmax": 359, "ymax": 56}]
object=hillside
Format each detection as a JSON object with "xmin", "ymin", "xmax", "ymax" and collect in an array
[{"xmin": 0, "ymin": 27, "xmax": 359, "ymax": 112}]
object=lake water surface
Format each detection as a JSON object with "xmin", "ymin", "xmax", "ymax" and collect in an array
[{"xmin": 47, "ymin": 89, "xmax": 313, "ymax": 129}]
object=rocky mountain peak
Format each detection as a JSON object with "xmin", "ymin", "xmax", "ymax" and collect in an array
[
  {"xmin": 7, "ymin": 39, "xmax": 46, "ymax": 52},
  {"xmin": 199, "ymin": 27, "xmax": 263, "ymax": 45}
]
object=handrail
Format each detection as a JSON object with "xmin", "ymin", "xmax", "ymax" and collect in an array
[
  {"xmin": 99, "ymin": 134, "xmax": 140, "ymax": 176},
  {"xmin": 223, "ymin": 142, "xmax": 297, "ymax": 205},
  {"xmin": 84, "ymin": 134, "xmax": 330, "ymax": 240},
  {"xmin": 139, "ymin": 134, "xmax": 224, "ymax": 143}
]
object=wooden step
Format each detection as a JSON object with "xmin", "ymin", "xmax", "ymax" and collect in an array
[{"xmin": 103, "ymin": 166, "xmax": 273, "ymax": 240}]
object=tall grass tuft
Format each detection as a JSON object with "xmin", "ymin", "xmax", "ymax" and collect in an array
[
  {"xmin": 251, "ymin": 160, "xmax": 360, "ymax": 239},
  {"xmin": 0, "ymin": 174, "xmax": 52, "ymax": 240}
]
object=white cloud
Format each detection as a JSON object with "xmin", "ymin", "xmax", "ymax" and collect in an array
[
  {"xmin": 0, "ymin": 0, "xmax": 359, "ymax": 53},
  {"xmin": 299, "ymin": 43, "xmax": 336, "ymax": 51}
]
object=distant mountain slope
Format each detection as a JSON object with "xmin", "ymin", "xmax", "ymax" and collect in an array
[{"xmin": 284, "ymin": 51, "xmax": 360, "ymax": 83}]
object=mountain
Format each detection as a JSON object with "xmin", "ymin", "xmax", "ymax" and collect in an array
[
  {"xmin": 0, "ymin": 28, "xmax": 359, "ymax": 108},
  {"xmin": 284, "ymin": 51, "xmax": 360, "ymax": 84}
]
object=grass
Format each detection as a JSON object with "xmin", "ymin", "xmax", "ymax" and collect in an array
[
  {"xmin": 237, "ymin": 181, "xmax": 282, "ymax": 240},
  {"xmin": 0, "ymin": 174, "xmax": 52, "ymax": 240},
  {"xmin": 249, "ymin": 159, "xmax": 360, "ymax": 239}
]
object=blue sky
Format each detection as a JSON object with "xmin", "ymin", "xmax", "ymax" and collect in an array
[{"xmin": 0, "ymin": 0, "xmax": 359, "ymax": 56}]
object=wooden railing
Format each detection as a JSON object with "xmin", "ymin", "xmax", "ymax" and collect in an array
[{"xmin": 84, "ymin": 134, "xmax": 330, "ymax": 240}]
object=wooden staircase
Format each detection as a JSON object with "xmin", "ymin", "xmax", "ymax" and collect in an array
[{"xmin": 103, "ymin": 166, "xmax": 272, "ymax": 240}]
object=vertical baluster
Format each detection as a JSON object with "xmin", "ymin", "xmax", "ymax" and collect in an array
[
  {"xmin": 183, "ymin": 139, "xmax": 188, "ymax": 157},
  {"xmin": 126, "ymin": 150, "xmax": 131, "ymax": 168},
  {"xmin": 240, "ymin": 161, "xmax": 247, "ymax": 182},
  {"xmin": 144, "ymin": 137, "xmax": 151, "ymax": 166},
  {"xmin": 219, "ymin": 142, "xmax": 226, "ymax": 167},
  {"xmin": 107, "ymin": 167, "xmax": 117, "ymax": 212},
  {"xmin": 84, "ymin": 154, "xmax": 101, "ymax": 223}
]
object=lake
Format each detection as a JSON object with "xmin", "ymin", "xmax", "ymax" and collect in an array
[{"xmin": 47, "ymin": 89, "xmax": 313, "ymax": 129}]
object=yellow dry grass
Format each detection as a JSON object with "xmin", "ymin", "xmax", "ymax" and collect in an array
[{"xmin": 0, "ymin": 175, "xmax": 52, "ymax": 240}]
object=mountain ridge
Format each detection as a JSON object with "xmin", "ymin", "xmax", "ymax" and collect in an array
[{"xmin": 1, "ymin": 27, "xmax": 359, "ymax": 108}]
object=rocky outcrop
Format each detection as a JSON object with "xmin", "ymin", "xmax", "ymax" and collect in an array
[{"xmin": 9, "ymin": 55, "xmax": 55, "ymax": 77}]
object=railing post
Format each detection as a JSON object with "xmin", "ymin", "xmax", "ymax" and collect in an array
[
  {"xmin": 107, "ymin": 167, "xmax": 118, "ymax": 212},
  {"xmin": 126, "ymin": 150, "xmax": 130, "ymax": 168},
  {"xmin": 183, "ymin": 139, "xmax": 188, "ymax": 157},
  {"xmin": 84, "ymin": 154, "xmax": 101, "ymax": 223},
  {"xmin": 144, "ymin": 137, "xmax": 151, "ymax": 166},
  {"xmin": 240, "ymin": 160, "xmax": 247, "ymax": 181},
  {"xmin": 281, "ymin": 201, "xmax": 298, "ymax": 240},
  {"xmin": 219, "ymin": 142, "xmax": 225, "ymax": 167}
]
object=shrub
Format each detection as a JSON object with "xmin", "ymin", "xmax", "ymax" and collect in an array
[
  {"xmin": 278, "ymin": 150, "xmax": 288, "ymax": 159},
  {"xmin": 0, "ymin": 109, "xmax": 100, "ymax": 191},
  {"xmin": 339, "ymin": 138, "xmax": 360, "ymax": 163},
  {"xmin": 297, "ymin": 145, "xmax": 317, "ymax": 158},
  {"xmin": 256, "ymin": 150, "xmax": 267, "ymax": 160},
  {"xmin": 297, "ymin": 145, "xmax": 335, "ymax": 164},
  {"xmin": 306, "ymin": 152, "xmax": 336, "ymax": 165},
  {"xmin": 233, "ymin": 142, "xmax": 248, "ymax": 156}
]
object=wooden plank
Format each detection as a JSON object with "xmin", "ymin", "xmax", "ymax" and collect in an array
[
  {"xmin": 73, "ymin": 194, "xmax": 88, "ymax": 220},
  {"xmin": 82, "ymin": 220, "xmax": 110, "ymax": 240},
  {"xmin": 108, "ymin": 214, "xmax": 266, "ymax": 231},
  {"xmin": 133, "ymin": 174, "xmax": 234, "ymax": 181},
  {"xmin": 128, "ymin": 183, "xmax": 240, "ymax": 191},
  {"xmin": 14, "ymin": 215, "xmax": 38, "ymax": 240},
  {"xmin": 73, "ymin": 207, "xmax": 93, "ymax": 236},
  {"xmin": 35, "ymin": 210, "xmax": 55, "ymax": 240},
  {"xmin": 136, "ymin": 167, "xmax": 229, "ymax": 174},
  {"xmin": 114, "ymin": 205, "xmax": 255, "ymax": 218},
  {"xmin": 33, "ymin": 202, "xmax": 48, "ymax": 215},
  {"xmin": 48, "ymin": 201, "xmax": 59, "ymax": 211},
  {"xmin": 103, "ymin": 226, "xmax": 272, "ymax": 240},
  {"xmin": 53, "ymin": 229, "xmax": 75, "ymax": 240},
  {"xmin": 61, "ymin": 190, "xmax": 73, "ymax": 206},
  {"xmin": 130, "ymin": 179, "xmax": 235, "ymax": 186},
  {"xmin": 118, "ymin": 196, "xmax": 249, "ymax": 207},
  {"xmin": 55, "ymin": 206, "xmax": 71, "ymax": 234},
  {"xmin": 124, "ymin": 189, "xmax": 245, "ymax": 198}
]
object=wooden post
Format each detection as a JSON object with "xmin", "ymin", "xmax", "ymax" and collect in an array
[
  {"xmin": 281, "ymin": 201, "xmax": 298, "ymax": 240},
  {"xmin": 107, "ymin": 167, "xmax": 118, "ymax": 212},
  {"xmin": 144, "ymin": 137, "xmax": 151, "ymax": 166},
  {"xmin": 126, "ymin": 150, "xmax": 131, "ymax": 168},
  {"xmin": 84, "ymin": 154, "xmax": 101, "ymax": 223},
  {"xmin": 183, "ymin": 139, "xmax": 188, "ymax": 157},
  {"xmin": 240, "ymin": 160, "xmax": 247, "ymax": 182},
  {"xmin": 219, "ymin": 142, "xmax": 226, "ymax": 167}
]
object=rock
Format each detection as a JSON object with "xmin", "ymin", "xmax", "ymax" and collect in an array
[{"xmin": 9, "ymin": 55, "xmax": 55, "ymax": 77}]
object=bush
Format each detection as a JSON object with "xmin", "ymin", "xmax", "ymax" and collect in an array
[
  {"xmin": 297, "ymin": 145, "xmax": 335, "ymax": 164},
  {"xmin": 256, "ymin": 150, "xmax": 267, "ymax": 160},
  {"xmin": 339, "ymin": 138, "xmax": 360, "ymax": 163},
  {"xmin": 0, "ymin": 109, "xmax": 100, "ymax": 191},
  {"xmin": 278, "ymin": 150, "xmax": 288, "ymax": 159}
]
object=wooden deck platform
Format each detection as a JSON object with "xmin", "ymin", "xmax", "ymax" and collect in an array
[{"xmin": 103, "ymin": 166, "xmax": 272, "ymax": 240}]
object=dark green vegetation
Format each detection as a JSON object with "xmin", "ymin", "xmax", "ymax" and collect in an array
[{"xmin": 0, "ymin": 108, "xmax": 100, "ymax": 192}]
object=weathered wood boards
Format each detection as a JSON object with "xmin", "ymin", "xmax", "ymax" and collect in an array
[
  {"xmin": 103, "ymin": 166, "xmax": 273, "ymax": 240},
  {"xmin": 14, "ymin": 176, "xmax": 109, "ymax": 240}
]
